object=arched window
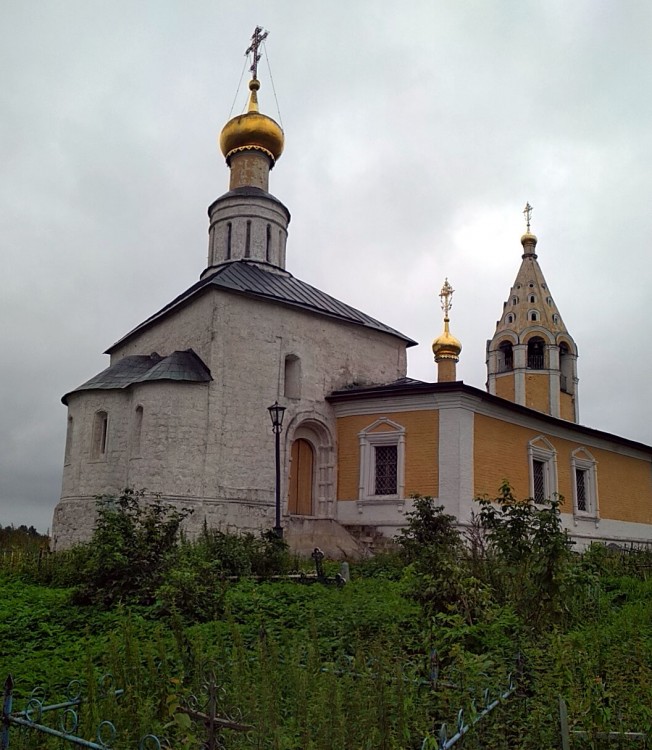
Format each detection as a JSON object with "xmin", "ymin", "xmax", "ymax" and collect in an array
[
  {"xmin": 91, "ymin": 411, "xmax": 108, "ymax": 459},
  {"xmin": 529, "ymin": 294, "xmax": 536, "ymax": 304},
  {"xmin": 529, "ymin": 311, "xmax": 538, "ymax": 322},
  {"xmin": 132, "ymin": 405, "xmax": 144, "ymax": 457},
  {"xmin": 498, "ymin": 341, "xmax": 513, "ymax": 372},
  {"xmin": 284, "ymin": 355, "xmax": 301, "ymax": 399},
  {"xmin": 527, "ymin": 337, "xmax": 545, "ymax": 369},
  {"xmin": 512, "ymin": 296, "xmax": 518, "ymax": 305},
  {"xmin": 506, "ymin": 314, "xmax": 514, "ymax": 324}
]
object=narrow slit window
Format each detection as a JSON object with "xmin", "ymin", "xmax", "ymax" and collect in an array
[
  {"xmin": 64, "ymin": 416, "xmax": 74, "ymax": 464},
  {"xmin": 245, "ymin": 220, "xmax": 251, "ymax": 257},
  {"xmin": 91, "ymin": 411, "xmax": 108, "ymax": 459},
  {"xmin": 226, "ymin": 222, "xmax": 232, "ymax": 259},
  {"xmin": 132, "ymin": 406, "xmax": 143, "ymax": 457},
  {"xmin": 266, "ymin": 224, "xmax": 271, "ymax": 262}
]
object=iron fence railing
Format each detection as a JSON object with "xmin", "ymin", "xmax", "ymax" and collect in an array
[{"xmin": 421, "ymin": 672, "xmax": 517, "ymax": 749}]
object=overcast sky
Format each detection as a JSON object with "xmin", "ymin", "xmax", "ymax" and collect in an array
[{"xmin": 2, "ymin": 1, "xmax": 652, "ymax": 532}]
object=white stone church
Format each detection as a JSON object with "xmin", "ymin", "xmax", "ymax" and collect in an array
[
  {"xmin": 52, "ymin": 66, "xmax": 415, "ymax": 551},
  {"xmin": 52, "ymin": 38, "xmax": 652, "ymax": 552}
]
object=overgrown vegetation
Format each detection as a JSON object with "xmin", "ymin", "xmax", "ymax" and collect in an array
[{"xmin": 4, "ymin": 486, "xmax": 652, "ymax": 748}]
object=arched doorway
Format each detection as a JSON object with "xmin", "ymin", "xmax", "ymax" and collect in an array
[{"xmin": 288, "ymin": 438, "xmax": 314, "ymax": 515}]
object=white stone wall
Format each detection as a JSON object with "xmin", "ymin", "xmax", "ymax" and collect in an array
[
  {"xmin": 53, "ymin": 285, "xmax": 409, "ymax": 547},
  {"xmin": 109, "ymin": 292, "xmax": 216, "ymax": 365}
]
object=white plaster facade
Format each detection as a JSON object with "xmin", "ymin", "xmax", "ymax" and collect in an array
[{"xmin": 53, "ymin": 277, "xmax": 409, "ymax": 548}]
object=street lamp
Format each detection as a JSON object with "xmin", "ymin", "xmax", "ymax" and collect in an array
[{"xmin": 267, "ymin": 401, "xmax": 287, "ymax": 538}]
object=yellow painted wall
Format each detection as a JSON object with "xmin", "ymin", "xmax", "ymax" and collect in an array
[
  {"xmin": 525, "ymin": 373, "xmax": 549, "ymax": 413},
  {"xmin": 474, "ymin": 413, "xmax": 652, "ymax": 523},
  {"xmin": 560, "ymin": 392, "xmax": 575, "ymax": 422},
  {"xmin": 336, "ymin": 411, "xmax": 438, "ymax": 500},
  {"xmin": 495, "ymin": 374, "xmax": 515, "ymax": 402}
]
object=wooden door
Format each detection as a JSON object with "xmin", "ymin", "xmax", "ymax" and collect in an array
[{"xmin": 288, "ymin": 439, "xmax": 314, "ymax": 515}]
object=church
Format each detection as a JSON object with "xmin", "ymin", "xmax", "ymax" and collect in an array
[{"xmin": 52, "ymin": 32, "xmax": 652, "ymax": 553}]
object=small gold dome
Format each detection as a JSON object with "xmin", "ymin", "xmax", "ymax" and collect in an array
[
  {"xmin": 520, "ymin": 232, "xmax": 538, "ymax": 245},
  {"xmin": 432, "ymin": 319, "xmax": 462, "ymax": 360},
  {"xmin": 219, "ymin": 79, "xmax": 284, "ymax": 165}
]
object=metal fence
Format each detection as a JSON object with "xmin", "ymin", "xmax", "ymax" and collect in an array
[
  {"xmin": 559, "ymin": 697, "xmax": 648, "ymax": 748},
  {"xmin": 2, "ymin": 673, "xmax": 251, "ymax": 750},
  {"xmin": 421, "ymin": 672, "xmax": 517, "ymax": 750}
]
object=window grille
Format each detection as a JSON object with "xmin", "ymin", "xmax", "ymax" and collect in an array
[
  {"xmin": 375, "ymin": 445, "xmax": 398, "ymax": 495},
  {"xmin": 575, "ymin": 468, "xmax": 587, "ymax": 512},
  {"xmin": 532, "ymin": 459, "xmax": 546, "ymax": 502}
]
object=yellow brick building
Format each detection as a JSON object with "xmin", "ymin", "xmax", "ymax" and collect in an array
[{"xmin": 327, "ymin": 220, "xmax": 652, "ymax": 548}]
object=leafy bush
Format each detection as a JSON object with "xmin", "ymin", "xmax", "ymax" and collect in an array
[
  {"xmin": 476, "ymin": 481, "xmax": 575, "ymax": 627},
  {"xmin": 72, "ymin": 489, "xmax": 192, "ymax": 607}
]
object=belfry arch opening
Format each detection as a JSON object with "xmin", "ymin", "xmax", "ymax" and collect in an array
[
  {"xmin": 527, "ymin": 337, "xmax": 545, "ymax": 370},
  {"xmin": 559, "ymin": 342, "xmax": 572, "ymax": 392},
  {"xmin": 498, "ymin": 341, "xmax": 513, "ymax": 372}
]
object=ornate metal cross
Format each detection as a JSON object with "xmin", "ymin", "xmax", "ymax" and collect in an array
[
  {"xmin": 523, "ymin": 202, "xmax": 533, "ymax": 232},
  {"xmin": 440, "ymin": 278, "xmax": 454, "ymax": 317},
  {"xmin": 246, "ymin": 26, "xmax": 268, "ymax": 79}
]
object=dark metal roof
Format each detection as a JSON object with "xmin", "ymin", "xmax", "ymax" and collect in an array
[
  {"xmin": 107, "ymin": 261, "xmax": 417, "ymax": 353},
  {"xmin": 334, "ymin": 377, "xmax": 427, "ymax": 394},
  {"xmin": 63, "ymin": 350, "xmax": 211, "ymax": 404},
  {"xmin": 328, "ymin": 380, "xmax": 652, "ymax": 456}
]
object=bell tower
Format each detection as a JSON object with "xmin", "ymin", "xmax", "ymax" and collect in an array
[{"xmin": 486, "ymin": 204, "xmax": 579, "ymax": 422}]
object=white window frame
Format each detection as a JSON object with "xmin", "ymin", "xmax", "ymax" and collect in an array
[
  {"xmin": 571, "ymin": 448, "xmax": 599, "ymax": 518},
  {"xmin": 358, "ymin": 418, "xmax": 405, "ymax": 503},
  {"xmin": 528, "ymin": 436, "xmax": 558, "ymax": 503}
]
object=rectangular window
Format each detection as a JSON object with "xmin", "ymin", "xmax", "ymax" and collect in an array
[
  {"xmin": 572, "ymin": 450, "xmax": 598, "ymax": 517},
  {"xmin": 374, "ymin": 445, "xmax": 398, "ymax": 495},
  {"xmin": 358, "ymin": 419, "xmax": 405, "ymax": 503},
  {"xmin": 532, "ymin": 459, "xmax": 546, "ymax": 502}
]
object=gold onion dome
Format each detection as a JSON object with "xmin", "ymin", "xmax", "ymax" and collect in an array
[
  {"xmin": 219, "ymin": 78, "xmax": 284, "ymax": 165},
  {"xmin": 432, "ymin": 320, "xmax": 462, "ymax": 360}
]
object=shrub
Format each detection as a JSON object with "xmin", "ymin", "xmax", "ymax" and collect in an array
[
  {"xmin": 476, "ymin": 481, "xmax": 575, "ymax": 627},
  {"xmin": 72, "ymin": 488, "xmax": 192, "ymax": 607}
]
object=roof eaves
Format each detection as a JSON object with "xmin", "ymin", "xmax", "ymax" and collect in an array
[{"xmin": 328, "ymin": 381, "xmax": 652, "ymax": 455}]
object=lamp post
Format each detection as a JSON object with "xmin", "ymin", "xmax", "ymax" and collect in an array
[{"xmin": 267, "ymin": 401, "xmax": 286, "ymax": 538}]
